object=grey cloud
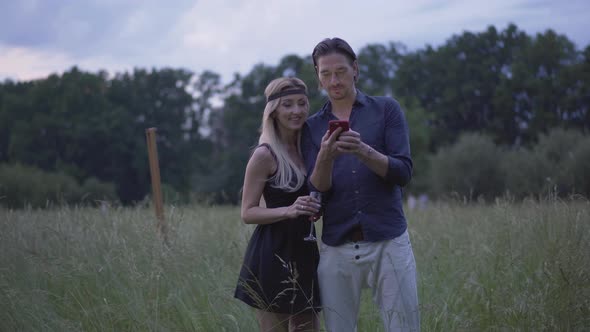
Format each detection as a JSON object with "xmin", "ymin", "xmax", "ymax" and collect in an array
[{"xmin": 0, "ymin": 0, "xmax": 194, "ymax": 58}]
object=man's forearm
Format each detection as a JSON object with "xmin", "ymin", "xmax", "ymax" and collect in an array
[{"xmin": 358, "ymin": 143, "xmax": 389, "ymax": 178}]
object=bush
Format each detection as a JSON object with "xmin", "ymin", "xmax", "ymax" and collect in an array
[
  {"xmin": 160, "ymin": 183, "xmax": 187, "ymax": 205},
  {"xmin": 501, "ymin": 147, "xmax": 553, "ymax": 199},
  {"xmin": 534, "ymin": 128, "xmax": 584, "ymax": 165},
  {"xmin": 80, "ymin": 177, "xmax": 118, "ymax": 203},
  {"xmin": 534, "ymin": 128, "xmax": 586, "ymax": 195},
  {"xmin": 429, "ymin": 133, "xmax": 504, "ymax": 200},
  {"xmin": 560, "ymin": 137, "xmax": 590, "ymax": 197},
  {"xmin": 0, "ymin": 163, "xmax": 117, "ymax": 208}
]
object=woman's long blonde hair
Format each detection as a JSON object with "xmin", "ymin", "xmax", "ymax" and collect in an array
[{"xmin": 259, "ymin": 77, "xmax": 309, "ymax": 192}]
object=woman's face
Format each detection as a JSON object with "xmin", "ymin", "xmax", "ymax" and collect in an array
[{"xmin": 273, "ymin": 93, "xmax": 309, "ymax": 133}]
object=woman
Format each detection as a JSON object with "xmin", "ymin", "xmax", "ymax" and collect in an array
[{"xmin": 234, "ymin": 77, "xmax": 322, "ymax": 331}]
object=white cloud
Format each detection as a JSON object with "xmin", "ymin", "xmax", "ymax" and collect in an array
[
  {"xmin": 167, "ymin": 0, "xmax": 436, "ymax": 80},
  {"xmin": 0, "ymin": 44, "xmax": 131, "ymax": 81},
  {"xmin": 0, "ymin": 45, "xmax": 71, "ymax": 80}
]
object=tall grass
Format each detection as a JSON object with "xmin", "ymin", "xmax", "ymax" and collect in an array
[
  {"xmin": 1, "ymin": 197, "xmax": 589, "ymax": 331},
  {"xmin": 421, "ymin": 197, "xmax": 590, "ymax": 331}
]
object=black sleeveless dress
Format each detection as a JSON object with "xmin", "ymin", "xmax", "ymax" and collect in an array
[{"xmin": 234, "ymin": 145, "xmax": 321, "ymax": 314}]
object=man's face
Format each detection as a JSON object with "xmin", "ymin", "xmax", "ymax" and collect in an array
[{"xmin": 316, "ymin": 53, "xmax": 357, "ymax": 101}]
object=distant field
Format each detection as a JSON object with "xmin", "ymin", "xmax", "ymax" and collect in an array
[{"xmin": 1, "ymin": 198, "xmax": 589, "ymax": 331}]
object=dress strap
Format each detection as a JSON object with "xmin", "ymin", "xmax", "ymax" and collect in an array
[
  {"xmin": 256, "ymin": 143, "xmax": 277, "ymax": 162},
  {"xmin": 255, "ymin": 143, "xmax": 278, "ymax": 177}
]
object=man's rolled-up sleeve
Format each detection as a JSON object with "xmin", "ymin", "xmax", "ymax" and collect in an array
[{"xmin": 383, "ymin": 100, "xmax": 413, "ymax": 187}]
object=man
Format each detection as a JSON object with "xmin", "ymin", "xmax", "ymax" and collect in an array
[{"xmin": 301, "ymin": 37, "xmax": 420, "ymax": 331}]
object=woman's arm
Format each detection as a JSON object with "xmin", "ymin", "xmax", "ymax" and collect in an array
[{"xmin": 241, "ymin": 146, "xmax": 318, "ymax": 224}]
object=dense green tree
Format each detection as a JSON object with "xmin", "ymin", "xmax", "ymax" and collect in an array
[
  {"xmin": 494, "ymin": 29, "xmax": 584, "ymax": 144},
  {"xmin": 555, "ymin": 45, "xmax": 590, "ymax": 133},
  {"xmin": 394, "ymin": 24, "xmax": 588, "ymax": 148},
  {"xmin": 1, "ymin": 67, "xmax": 204, "ymax": 203},
  {"xmin": 201, "ymin": 64, "xmax": 273, "ymax": 203},
  {"xmin": 357, "ymin": 42, "xmax": 405, "ymax": 97},
  {"xmin": 0, "ymin": 80, "xmax": 33, "ymax": 163},
  {"xmin": 1, "ymin": 24, "xmax": 588, "ymax": 204},
  {"xmin": 5, "ymin": 68, "xmax": 113, "ymax": 179},
  {"xmin": 394, "ymin": 25, "xmax": 531, "ymax": 148},
  {"xmin": 106, "ymin": 68, "xmax": 202, "ymax": 202},
  {"xmin": 187, "ymin": 70, "xmax": 221, "ymax": 193}
]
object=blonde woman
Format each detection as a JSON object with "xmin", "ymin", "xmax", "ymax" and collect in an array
[{"xmin": 234, "ymin": 77, "xmax": 322, "ymax": 331}]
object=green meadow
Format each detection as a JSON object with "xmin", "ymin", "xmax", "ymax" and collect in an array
[{"xmin": 1, "ymin": 197, "xmax": 589, "ymax": 331}]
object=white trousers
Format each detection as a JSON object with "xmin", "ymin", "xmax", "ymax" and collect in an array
[{"xmin": 317, "ymin": 230, "xmax": 420, "ymax": 332}]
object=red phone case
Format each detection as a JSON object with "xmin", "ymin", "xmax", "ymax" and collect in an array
[{"xmin": 329, "ymin": 120, "xmax": 350, "ymax": 135}]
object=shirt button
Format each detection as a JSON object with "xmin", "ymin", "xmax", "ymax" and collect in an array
[
  {"xmin": 355, "ymin": 255, "xmax": 360, "ymax": 260},
  {"xmin": 355, "ymin": 190, "xmax": 359, "ymax": 194},
  {"xmin": 352, "ymin": 170, "xmax": 356, "ymax": 174},
  {"xmin": 357, "ymin": 211, "xmax": 362, "ymax": 214},
  {"xmin": 354, "ymin": 244, "xmax": 359, "ymax": 249}
]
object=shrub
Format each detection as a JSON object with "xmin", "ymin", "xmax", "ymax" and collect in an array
[
  {"xmin": 80, "ymin": 177, "xmax": 117, "ymax": 203},
  {"xmin": 501, "ymin": 147, "xmax": 553, "ymax": 199},
  {"xmin": 429, "ymin": 133, "xmax": 504, "ymax": 200},
  {"xmin": 0, "ymin": 163, "xmax": 117, "ymax": 208},
  {"xmin": 534, "ymin": 128, "xmax": 586, "ymax": 195},
  {"xmin": 534, "ymin": 128, "xmax": 584, "ymax": 165},
  {"xmin": 560, "ymin": 137, "xmax": 590, "ymax": 197}
]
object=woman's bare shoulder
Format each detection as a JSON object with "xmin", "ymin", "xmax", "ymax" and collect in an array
[{"xmin": 248, "ymin": 144, "xmax": 277, "ymax": 175}]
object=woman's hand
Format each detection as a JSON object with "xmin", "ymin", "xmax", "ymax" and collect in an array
[{"xmin": 285, "ymin": 195, "xmax": 321, "ymax": 219}]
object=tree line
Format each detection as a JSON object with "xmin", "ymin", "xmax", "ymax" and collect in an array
[{"xmin": 0, "ymin": 24, "xmax": 588, "ymax": 207}]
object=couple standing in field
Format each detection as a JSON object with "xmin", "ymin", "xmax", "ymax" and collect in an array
[{"xmin": 234, "ymin": 37, "xmax": 420, "ymax": 332}]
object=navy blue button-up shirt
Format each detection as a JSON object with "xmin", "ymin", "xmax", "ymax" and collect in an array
[{"xmin": 301, "ymin": 90, "xmax": 413, "ymax": 246}]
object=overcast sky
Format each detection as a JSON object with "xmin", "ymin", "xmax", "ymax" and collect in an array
[{"xmin": 1, "ymin": 0, "xmax": 588, "ymax": 83}]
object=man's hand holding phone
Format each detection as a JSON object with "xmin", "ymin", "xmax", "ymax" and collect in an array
[
  {"xmin": 328, "ymin": 120, "xmax": 363, "ymax": 154},
  {"xmin": 317, "ymin": 120, "xmax": 348, "ymax": 161},
  {"xmin": 326, "ymin": 120, "xmax": 363, "ymax": 155}
]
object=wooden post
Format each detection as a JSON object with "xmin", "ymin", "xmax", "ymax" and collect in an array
[{"xmin": 145, "ymin": 128, "xmax": 168, "ymax": 245}]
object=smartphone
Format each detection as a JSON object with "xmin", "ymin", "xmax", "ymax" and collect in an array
[{"xmin": 328, "ymin": 120, "xmax": 350, "ymax": 136}]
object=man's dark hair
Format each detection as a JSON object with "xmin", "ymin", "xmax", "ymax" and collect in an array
[{"xmin": 312, "ymin": 37, "xmax": 357, "ymax": 68}]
